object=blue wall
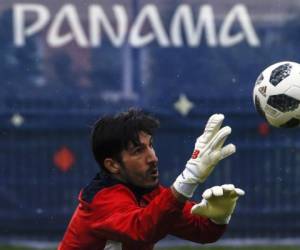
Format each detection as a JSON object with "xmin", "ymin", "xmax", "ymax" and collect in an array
[{"xmin": 0, "ymin": 1, "xmax": 300, "ymax": 240}]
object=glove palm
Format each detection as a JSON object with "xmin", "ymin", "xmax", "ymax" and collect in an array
[{"xmin": 191, "ymin": 184, "xmax": 245, "ymax": 224}]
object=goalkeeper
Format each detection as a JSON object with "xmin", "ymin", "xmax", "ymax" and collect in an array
[{"xmin": 59, "ymin": 108, "xmax": 244, "ymax": 250}]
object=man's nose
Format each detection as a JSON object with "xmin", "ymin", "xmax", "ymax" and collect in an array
[{"xmin": 147, "ymin": 148, "xmax": 158, "ymax": 163}]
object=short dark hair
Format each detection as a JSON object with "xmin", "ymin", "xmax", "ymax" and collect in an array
[{"xmin": 91, "ymin": 108, "xmax": 160, "ymax": 171}]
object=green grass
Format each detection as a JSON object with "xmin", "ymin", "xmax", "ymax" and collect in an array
[
  {"xmin": 0, "ymin": 247, "xmax": 37, "ymax": 250},
  {"xmin": 0, "ymin": 246, "xmax": 298, "ymax": 250},
  {"xmin": 161, "ymin": 247, "xmax": 299, "ymax": 250}
]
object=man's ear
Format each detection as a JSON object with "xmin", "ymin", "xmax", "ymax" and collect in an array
[{"xmin": 103, "ymin": 158, "xmax": 120, "ymax": 174}]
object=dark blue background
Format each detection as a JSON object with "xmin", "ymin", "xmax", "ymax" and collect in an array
[{"xmin": 0, "ymin": 2, "xmax": 300, "ymax": 240}]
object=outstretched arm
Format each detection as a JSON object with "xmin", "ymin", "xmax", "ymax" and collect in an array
[
  {"xmin": 90, "ymin": 186, "xmax": 185, "ymax": 244},
  {"xmin": 169, "ymin": 184, "xmax": 245, "ymax": 243},
  {"xmin": 169, "ymin": 199, "xmax": 227, "ymax": 244}
]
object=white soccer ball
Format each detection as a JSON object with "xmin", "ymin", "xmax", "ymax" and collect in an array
[{"xmin": 253, "ymin": 61, "xmax": 300, "ymax": 128}]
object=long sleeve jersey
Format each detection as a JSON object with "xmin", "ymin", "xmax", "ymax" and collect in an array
[{"xmin": 58, "ymin": 172, "xmax": 226, "ymax": 250}]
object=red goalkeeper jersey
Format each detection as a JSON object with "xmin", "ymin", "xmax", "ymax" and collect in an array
[{"xmin": 58, "ymin": 173, "xmax": 226, "ymax": 250}]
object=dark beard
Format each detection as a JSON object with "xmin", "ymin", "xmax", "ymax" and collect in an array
[{"xmin": 118, "ymin": 161, "xmax": 158, "ymax": 192}]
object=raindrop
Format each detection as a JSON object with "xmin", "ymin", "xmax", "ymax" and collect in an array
[{"xmin": 36, "ymin": 208, "xmax": 44, "ymax": 214}]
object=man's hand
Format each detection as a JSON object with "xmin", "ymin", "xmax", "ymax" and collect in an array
[
  {"xmin": 173, "ymin": 114, "xmax": 236, "ymax": 198},
  {"xmin": 191, "ymin": 184, "xmax": 245, "ymax": 224}
]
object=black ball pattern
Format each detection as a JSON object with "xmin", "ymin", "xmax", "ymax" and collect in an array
[
  {"xmin": 269, "ymin": 63, "xmax": 292, "ymax": 86},
  {"xmin": 280, "ymin": 118, "xmax": 300, "ymax": 128},
  {"xmin": 267, "ymin": 94, "xmax": 300, "ymax": 112}
]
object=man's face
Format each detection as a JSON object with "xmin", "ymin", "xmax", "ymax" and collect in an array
[{"xmin": 118, "ymin": 131, "xmax": 159, "ymax": 189}]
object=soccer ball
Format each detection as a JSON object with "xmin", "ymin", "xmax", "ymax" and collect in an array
[{"xmin": 253, "ymin": 61, "xmax": 300, "ymax": 128}]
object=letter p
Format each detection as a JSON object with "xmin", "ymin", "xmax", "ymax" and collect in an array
[{"xmin": 13, "ymin": 4, "xmax": 50, "ymax": 46}]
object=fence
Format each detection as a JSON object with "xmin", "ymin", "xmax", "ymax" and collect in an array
[
  {"xmin": 0, "ymin": 98, "xmax": 300, "ymax": 239},
  {"xmin": 0, "ymin": 0, "xmax": 300, "ymax": 241}
]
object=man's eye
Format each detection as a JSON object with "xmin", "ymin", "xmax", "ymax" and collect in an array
[{"xmin": 133, "ymin": 147, "xmax": 143, "ymax": 154}]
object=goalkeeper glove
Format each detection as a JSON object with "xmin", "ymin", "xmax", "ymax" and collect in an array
[
  {"xmin": 191, "ymin": 184, "xmax": 245, "ymax": 224},
  {"xmin": 173, "ymin": 114, "xmax": 236, "ymax": 198}
]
